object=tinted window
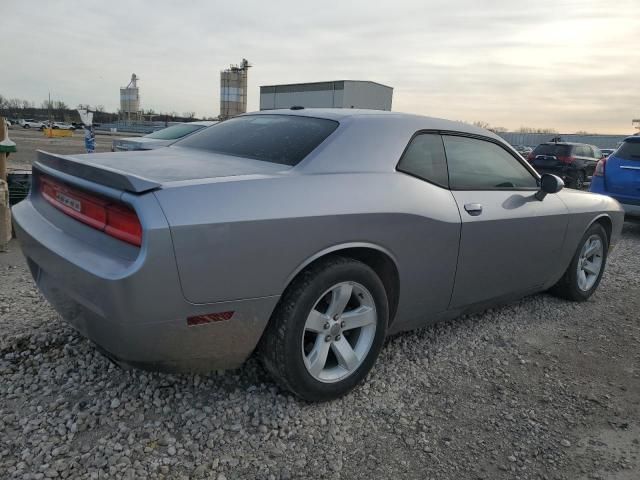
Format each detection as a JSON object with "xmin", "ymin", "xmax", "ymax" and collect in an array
[
  {"xmin": 175, "ymin": 115, "xmax": 339, "ymax": 166},
  {"xmin": 532, "ymin": 144, "xmax": 572, "ymax": 157},
  {"xmin": 444, "ymin": 135, "xmax": 538, "ymax": 189},
  {"xmin": 146, "ymin": 124, "xmax": 206, "ymax": 140},
  {"xmin": 615, "ymin": 141, "xmax": 640, "ymax": 161},
  {"xmin": 397, "ymin": 134, "xmax": 448, "ymax": 187}
]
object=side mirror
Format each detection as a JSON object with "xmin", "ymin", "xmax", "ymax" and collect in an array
[{"xmin": 535, "ymin": 174, "xmax": 564, "ymax": 201}]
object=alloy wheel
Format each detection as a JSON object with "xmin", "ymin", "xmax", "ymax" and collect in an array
[
  {"xmin": 576, "ymin": 234, "xmax": 603, "ymax": 291},
  {"xmin": 301, "ymin": 281, "xmax": 377, "ymax": 383}
]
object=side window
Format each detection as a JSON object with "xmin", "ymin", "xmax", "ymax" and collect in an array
[
  {"xmin": 576, "ymin": 145, "xmax": 588, "ymax": 157},
  {"xmin": 592, "ymin": 146, "xmax": 602, "ymax": 159},
  {"xmin": 443, "ymin": 135, "xmax": 538, "ymax": 190},
  {"xmin": 397, "ymin": 133, "xmax": 448, "ymax": 187}
]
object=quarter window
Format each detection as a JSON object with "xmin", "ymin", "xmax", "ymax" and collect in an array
[
  {"xmin": 397, "ymin": 134, "xmax": 448, "ymax": 187},
  {"xmin": 443, "ymin": 135, "xmax": 538, "ymax": 190}
]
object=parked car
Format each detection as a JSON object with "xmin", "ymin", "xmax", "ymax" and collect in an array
[
  {"xmin": 527, "ymin": 142, "xmax": 603, "ymax": 189},
  {"xmin": 590, "ymin": 136, "xmax": 640, "ymax": 217},
  {"xmin": 513, "ymin": 145, "xmax": 533, "ymax": 157},
  {"xmin": 19, "ymin": 119, "xmax": 45, "ymax": 129},
  {"xmin": 111, "ymin": 121, "xmax": 216, "ymax": 152},
  {"xmin": 601, "ymin": 148, "xmax": 616, "ymax": 158},
  {"xmin": 50, "ymin": 122, "xmax": 74, "ymax": 130},
  {"xmin": 12, "ymin": 109, "xmax": 623, "ymax": 401}
]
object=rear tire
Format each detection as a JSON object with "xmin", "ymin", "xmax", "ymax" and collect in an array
[
  {"xmin": 550, "ymin": 223, "xmax": 608, "ymax": 301},
  {"xmin": 259, "ymin": 257, "xmax": 388, "ymax": 402}
]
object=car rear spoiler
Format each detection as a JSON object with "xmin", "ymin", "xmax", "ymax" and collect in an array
[{"xmin": 34, "ymin": 150, "xmax": 161, "ymax": 194}]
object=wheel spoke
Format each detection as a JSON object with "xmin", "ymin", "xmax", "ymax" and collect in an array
[
  {"xmin": 584, "ymin": 240, "xmax": 601, "ymax": 258},
  {"xmin": 578, "ymin": 269, "xmax": 587, "ymax": 290},
  {"xmin": 326, "ymin": 284, "xmax": 353, "ymax": 317},
  {"xmin": 341, "ymin": 306, "xmax": 376, "ymax": 330},
  {"xmin": 306, "ymin": 338, "xmax": 331, "ymax": 377},
  {"xmin": 305, "ymin": 309, "xmax": 329, "ymax": 333},
  {"xmin": 331, "ymin": 337, "xmax": 359, "ymax": 371},
  {"xmin": 583, "ymin": 261, "xmax": 600, "ymax": 276}
]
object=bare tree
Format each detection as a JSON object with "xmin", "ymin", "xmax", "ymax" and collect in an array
[
  {"xmin": 518, "ymin": 126, "xmax": 558, "ymax": 134},
  {"xmin": 473, "ymin": 121, "xmax": 491, "ymax": 129},
  {"xmin": 183, "ymin": 111, "xmax": 196, "ymax": 119}
]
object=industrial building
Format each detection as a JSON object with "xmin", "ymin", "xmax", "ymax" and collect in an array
[
  {"xmin": 220, "ymin": 59, "xmax": 251, "ymax": 120},
  {"xmin": 120, "ymin": 73, "xmax": 141, "ymax": 121},
  {"xmin": 259, "ymin": 80, "xmax": 393, "ymax": 111}
]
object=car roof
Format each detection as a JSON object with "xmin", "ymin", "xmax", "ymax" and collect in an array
[
  {"xmin": 187, "ymin": 121, "xmax": 217, "ymax": 126},
  {"xmin": 623, "ymin": 136, "xmax": 640, "ymax": 143},
  {"xmin": 234, "ymin": 109, "xmax": 517, "ymax": 174},
  {"xmin": 243, "ymin": 108, "xmax": 498, "ymax": 139},
  {"xmin": 538, "ymin": 142, "xmax": 595, "ymax": 147}
]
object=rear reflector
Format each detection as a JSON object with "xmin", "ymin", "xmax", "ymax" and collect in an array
[
  {"xmin": 187, "ymin": 311, "xmax": 235, "ymax": 326},
  {"xmin": 40, "ymin": 175, "xmax": 142, "ymax": 246}
]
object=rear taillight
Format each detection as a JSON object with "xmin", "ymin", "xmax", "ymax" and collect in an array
[
  {"xmin": 594, "ymin": 157, "xmax": 607, "ymax": 177},
  {"xmin": 557, "ymin": 155, "xmax": 575, "ymax": 164},
  {"xmin": 527, "ymin": 153, "xmax": 535, "ymax": 162},
  {"xmin": 39, "ymin": 176, "xmax": 142, "ymax": 246}
]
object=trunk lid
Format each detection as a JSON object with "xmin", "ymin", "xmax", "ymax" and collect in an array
[{"xmin": 35, "ymin": 146, "xmax": 288, "ymax": 194}]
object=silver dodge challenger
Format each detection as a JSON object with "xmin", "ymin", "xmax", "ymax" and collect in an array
[{"xmin": 12, "ymin": 109, "xmax": 624, "ymax": 401}]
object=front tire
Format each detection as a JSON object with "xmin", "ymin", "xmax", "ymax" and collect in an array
[
  {"xmin": 550, "ymin": 222, "xmax": 608, "ymax": 301},
  {"xmin": 260, "ymin": 257, "xmax": 388, "ymax": 401}
]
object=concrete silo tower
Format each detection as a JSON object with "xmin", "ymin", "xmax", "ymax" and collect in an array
[
  {"xmin": 220, "ymin": 59, "xmax": 251, "ymax": 120},
  {"xmin": 120, "ymin": 73, "xmax": 141, "ymax": 122}
]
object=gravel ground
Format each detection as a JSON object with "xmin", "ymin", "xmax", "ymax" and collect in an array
[{"xmin": 1, "ymin": 221, "xmax": 639, "ymax": 480}]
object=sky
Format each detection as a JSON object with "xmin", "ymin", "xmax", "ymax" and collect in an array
[{"xmin": 2, "ymin": 0, "xmax": 638, "ymax": 134}]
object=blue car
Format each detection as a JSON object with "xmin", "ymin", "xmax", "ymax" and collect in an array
[{"xmin": 590, "ymin": 136, "xmax": 640, "ymax": 217}]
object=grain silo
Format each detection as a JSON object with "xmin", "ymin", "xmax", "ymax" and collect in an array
[
  {"xmin": 220, "ymin": 59, "xmax": 250, "ymax": 120},
  {"xmin": 120, "ymin": 73, "xmax": 141, "ymax": 121}
]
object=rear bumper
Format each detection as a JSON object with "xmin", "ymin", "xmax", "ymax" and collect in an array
[
  {"xmin": 589, "ymin": 179, "xmax": 640, "ymax": 218},
  {"xmin": 12, "ymin": 196, "xmax": 279, "ymax": 372},
  {"xmin": 618, "ymin": 202, "xmax": 640, "ymax": 218}
]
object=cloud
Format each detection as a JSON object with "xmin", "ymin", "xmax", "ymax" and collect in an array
[{"xmin": 1, "ymin": 0, "xmax": 637, "ymax": 133}]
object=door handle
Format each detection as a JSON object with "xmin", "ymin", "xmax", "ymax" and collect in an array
[{"xmin": 464, "ymin": 203, "xmax": 483, "ymax": 216}]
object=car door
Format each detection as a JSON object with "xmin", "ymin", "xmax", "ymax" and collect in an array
[{"xmin": 443, "ymin": 134, "xmax": 569, "ymax": 309}]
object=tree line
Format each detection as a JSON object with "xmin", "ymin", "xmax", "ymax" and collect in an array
[{"xmin": 0, "ymin": 94, "xmax": 207, "ymax": 124}]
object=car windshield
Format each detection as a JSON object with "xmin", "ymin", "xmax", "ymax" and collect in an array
[
  {"xmin": 614, "ymin": 141, "xmax": 640, "ymax": 161},
  {"xmin": 532, "ymin": 144, "xmax": 572, "ymax": 157},
  {"xmin": 145, "ymin": 124, "xmax": 206, "ymax": 140},
  {"xmin": 175, "ymin": 114, "xmax": 339, "ymax": 166}
]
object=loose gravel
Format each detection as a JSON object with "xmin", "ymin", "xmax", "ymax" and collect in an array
[{"xmin": 1, "ymin": 222, "xmax": 639, "ymax": 479}]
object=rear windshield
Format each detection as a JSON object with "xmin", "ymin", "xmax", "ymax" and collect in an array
[
  {"xmin": 532, "ymin": 144, "xmax": 571, "ymax": 156},
  {"xmin": 614, "ymin": 141, "xmax": 640, "ymax": 161},
  {"xmin": 146, "ymin": 124, "xmax": 206, "ymax": 140},
  {"xmin": 174, "ymin": 115, "xmax": 339, "ymax": 166}
]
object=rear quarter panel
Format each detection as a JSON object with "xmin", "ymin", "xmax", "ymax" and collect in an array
[{"xmin": 154, "ymin": 172, "xmax": 462, "ymax": 331}]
